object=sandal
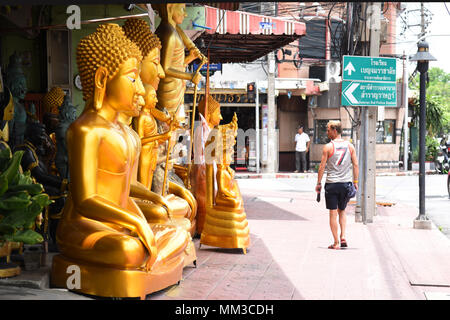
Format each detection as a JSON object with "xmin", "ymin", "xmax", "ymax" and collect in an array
[
  {"xmin": 328, "ymin": 243, "xmax": 340, "ymax": 250},
  {"xmin": 340, "ymin": 239, "xmax": 348, "ymax": 248}
]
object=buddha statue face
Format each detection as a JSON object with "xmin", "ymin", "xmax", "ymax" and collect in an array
[
  {"xmin": 9, "ymin": 74, "xmax": 27, "ymax": 100},
  {"xmin": 141, "ymin": 47, "xmax": 165, "ymax": 90},
  {"xmin": 170, "ymin": 3, "xmax": 187, "ymax": 25},
  {"xmin": 103, "ymin": 57, "xmax": 145, "ymax": 117},
  {"xmin": 209, "ymin": 106, "xmax": 223, "ymax": 128},
  {"xmin": 143, "ymin": 85, "xmax": 158, "ymax": 111}
]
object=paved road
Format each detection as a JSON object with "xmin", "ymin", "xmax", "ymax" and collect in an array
[{"xmin": 238, "ymin": 174, "xmax": 450, "ymax": 239}]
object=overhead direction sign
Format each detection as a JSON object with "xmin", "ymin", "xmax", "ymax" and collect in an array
[
  {"xmin": 342, "ymin": 56, "xmax": 396, "ymax": 82},
  {"xmin": 341, "ymin": 81, "xmax": 397, "ymax": 107},
  {"xmin": 341, "ymin": 55, "xmax": 397, "ymax": 107}
]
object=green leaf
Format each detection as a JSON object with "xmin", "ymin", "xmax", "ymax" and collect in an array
[
  {"xmin": 31, "ymin": 194, "xmax": 52, "ymax": 207},
  {"xmin": 0, "ymin": 176, "xmax": 7, "ymax": 197},
  {"xmin": 10, "ymin": 229, "xmax": 43, "ymax": 245},
  {"xmin": 0, "ymin": 191, "xmax": 31, "ymax": 210},
  {"xmin": 8, "ymin": 183, "xmax": 43, "ymax": 195}
]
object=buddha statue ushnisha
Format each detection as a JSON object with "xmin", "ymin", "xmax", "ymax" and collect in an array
[
  {"xmin": 200, "ymin": 113, "xmax": 250, "ymax": 253},
  {"xmin": 51, "ymin": 23, "xmax": 188, "ymax": 299},
  {"xmin": 123, "ymin": 18, "xmax": 197, "ymax": 239}
]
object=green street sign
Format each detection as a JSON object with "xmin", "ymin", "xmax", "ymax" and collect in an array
[
  {"xmin": 341, "ymin": 81, "xmax": 397, "ymax": 107},
  {"xmin": 342, "ymin": 55, "xmax": 396, "ymax": 82}
]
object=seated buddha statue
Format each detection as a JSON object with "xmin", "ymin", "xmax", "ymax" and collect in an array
[
  {"xmin": 51, "ymin": 23, "xmax": 189, "ymax": 299},
  {"xmin": 0, "ymin": 86, "xmax": 14, "ymax": 152},
  {"xmin": 122, "ymin": 18, "xmax": 197, "ymax": 238},
  {"xmin": 200, "ymin": 113, "xmax": 250, "ymax": 254}
]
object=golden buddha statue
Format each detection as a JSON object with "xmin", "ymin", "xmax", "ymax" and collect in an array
[
  {"xmin": 51, "ymin": 23, "xmax": 189, "ymax": 299},
  {"xmin": 200, "ymin": 113, "xmax": 250, "ymax": 253},
  {"xmin": 191, "ymin": 95, "xmax": 222, "ymax": 234},
  {"xmin": 153, "ymin": 3, "xmax": 205, "ymax": 117},
  {"xmin": 123, "ymin": 18, "xmax": 197, "ymax": 238}
]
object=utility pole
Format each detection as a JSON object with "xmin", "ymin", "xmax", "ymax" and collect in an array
[
  {"xmin": 361, "ymin": 2, "xmax": 381, "ymax": 224},
  {"xmin": 265, "ymin": 51, "xmax": 277, "ymax": 173},
  {"xmin": 403, "ymin": 52, "xmax": 409, "ymax": 171}
]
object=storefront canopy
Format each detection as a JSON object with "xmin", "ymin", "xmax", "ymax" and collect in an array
[{"xmin": 194, "ymin": 6, "xmax": 306, "ymax": 64}]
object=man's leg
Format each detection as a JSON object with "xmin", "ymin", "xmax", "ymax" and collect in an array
[
  {"xmin": 338, "ymin": 209, "xmax": 346, "ymax": 241},
  {"xmin": 329, "ymin": 210, "xmax": 339, "ymax": 246},
  {"xmin": 300, "ymin": 151, "xmax": 306, "ymax": 172},
  {"xmin": 295, "ymin": 152, "xmax": 300, "ymax": 172}
]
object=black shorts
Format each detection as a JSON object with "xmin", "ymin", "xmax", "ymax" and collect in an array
[{"xmin": 324, "ymin": 182, "xmax": 352, "ymax": 211}]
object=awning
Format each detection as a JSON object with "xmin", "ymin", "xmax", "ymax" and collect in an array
[{"xmin": 193, "ymin": 6, "xmax": 306, "ymax": 64}]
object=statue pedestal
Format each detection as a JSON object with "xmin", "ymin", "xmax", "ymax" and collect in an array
[{"xmin": 51, "ymin": 253, "xmax": 184, "ymax": 299}]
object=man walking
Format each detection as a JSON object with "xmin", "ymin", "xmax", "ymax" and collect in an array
[
  {"xmin": 294, "ymin": 125, "xmax": 310, "ymax": 173},
  {"xmin": 315, "ymin": 121, "xmax": 359, "ymax": 249}
]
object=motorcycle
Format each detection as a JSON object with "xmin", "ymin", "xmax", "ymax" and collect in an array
[{"xmin": 435, "ymin": 143, "xmax": 450, "ymax": 174}]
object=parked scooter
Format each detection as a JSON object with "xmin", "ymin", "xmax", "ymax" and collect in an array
[{"xmin": 435, "ymin": 138, "xmax": 450, "ymax": 174}]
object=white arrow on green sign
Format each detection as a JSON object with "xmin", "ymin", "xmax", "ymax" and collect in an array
[
  {"xmin": 342, "ymin": 55, "xmax": 396, "ymax": 82},
  {"xmin": 341, "ymin": 81, "xmax": 397, "ymax": 107}
]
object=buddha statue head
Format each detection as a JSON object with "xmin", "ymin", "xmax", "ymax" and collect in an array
[
  {"xmin": 199, "ymin": 95, "xmax": 222, "ymax": 128},
  {"xmin": 43, "ymin": 87, "xmax": 65, "ymax": 114},
  {"xmin": 76, "ymin": 23, "xmax": 144, "ymax": 116},
  {"xmin": 152, "ymin": 3, "xmax": 187, "ymax": 26},
  {"xmin": 0, "ymin": 87, "xmax": 14, "ymax": 141},
  {"xmin": 5, "ymin": 52, "xmax": 27, "ymax": 100},
  {"xmin": 122, "ymin": 18, "xmax": 165, "ymax": 91}
]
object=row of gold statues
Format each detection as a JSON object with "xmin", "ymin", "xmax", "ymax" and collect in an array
[{"xmin": 49, "ymin": 3, "xmax": 250, "ymax": 299}]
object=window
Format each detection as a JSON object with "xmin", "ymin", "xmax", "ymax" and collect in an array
[
  {"xmin": 376, "ymin": 120, "xmax": 395, "ymax": 144},
  {"xmin": 314, "ymin": 119, "xmax": 338, "ymax": 144}
]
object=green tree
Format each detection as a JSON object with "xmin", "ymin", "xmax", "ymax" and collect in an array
[{"xmin": 409, "ymin": 67, "xmax": 450, "ymax": 135}]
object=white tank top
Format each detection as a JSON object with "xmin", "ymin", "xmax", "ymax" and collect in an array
[{"xmin": 325, "ymin": 140, "xmax": 353, "ymax": 183}]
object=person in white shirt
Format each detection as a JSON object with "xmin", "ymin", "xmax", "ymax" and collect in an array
[{"xmin": 294, "ymin": 125, "xmax": 310, "ymax": 173}]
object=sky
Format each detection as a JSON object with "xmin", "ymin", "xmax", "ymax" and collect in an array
[{"xmin": 397, "ymin": 2, "xmax": 450, "ymax": 73}]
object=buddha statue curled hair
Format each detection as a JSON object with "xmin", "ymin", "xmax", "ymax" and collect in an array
[
  {"xmin": 198, "ymin": 95, "xmax": 220, "ymax": 120},
  {"xmin": 42, "ymin": 87, "xmax": 65, "ymax": 114},
  {"xmin": 76, "ymin": 23, "xmax": 142, "ymax": 102},
  {"xmin": 122, "ymin": 18, "xmax": 161, "ymax": 58}
]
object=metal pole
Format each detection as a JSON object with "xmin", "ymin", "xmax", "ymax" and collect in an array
[
  {"xmin": 418, "ymin": 62, "xmax": 427, "ymax": 217},
  {"xmin": 255, "ymin": 81, "xmax": 260, "ymax": 174},
  {"xmin": 403, "ymin": 52, "xmax": 409, "ymax": 171}
]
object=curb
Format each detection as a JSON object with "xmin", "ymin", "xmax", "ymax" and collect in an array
[{"xmin": 235, "ymin": 170, "xmax": 438, "ymax": 179}]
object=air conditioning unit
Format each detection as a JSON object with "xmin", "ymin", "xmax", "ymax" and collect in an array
[{"xmin": 326, "ymin": 61, "xmax": 341, "ymax": 83}]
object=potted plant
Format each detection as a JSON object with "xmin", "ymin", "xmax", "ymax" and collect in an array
[{"xmin": 0, "ymin": 148, "xmax": 52, "ymax": 277}]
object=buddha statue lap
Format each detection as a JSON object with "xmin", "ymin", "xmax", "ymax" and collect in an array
[
  {"xmin": 123, "ymin": 18, "xmax": 197, "ymax": 238},
  {"xmin": 51, "ymin": 24, "xmax": 189, "ymax": 299},
  {"xmin": 200, "ymin": 114, "xmax": 250, "ymax": 253}
]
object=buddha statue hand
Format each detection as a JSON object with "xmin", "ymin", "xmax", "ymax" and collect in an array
[{"xmin": 136, "ymin": 221, "xmax": 158, "ymax": 271}]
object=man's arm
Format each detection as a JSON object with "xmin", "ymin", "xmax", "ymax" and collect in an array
[
  {"xmin": 349, "ymin": 143, "xmax": 359, "ymax": 189},
  {"xmin": 306, "ymin": 140, "xmax": 311, "ymax": 152},
  {"xmin": 315, "ymin": 144, "xmax": 330, "ymax": 193}
]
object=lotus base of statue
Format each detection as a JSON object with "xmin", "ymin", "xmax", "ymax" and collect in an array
[
  {"xmin": 51, "ymin": 252, "xmax": 184, "ymax": 299},
  {"xmin": 199, "ymin": 206, "xmax": 250, "ymax": 254}
]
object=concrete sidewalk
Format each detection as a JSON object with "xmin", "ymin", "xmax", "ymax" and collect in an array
[
  {"xmin": 1, "ymin": 178, "xmax": 450, "ymax": 300},
  {"xmin": 235, "ymin": 170, "xmax": 437, "ymax": 180}
]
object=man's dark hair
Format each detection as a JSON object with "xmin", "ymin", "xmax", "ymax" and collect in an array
[{"xmin": 298, "ymin": 125, "xmax": 304, "ymax": 130}]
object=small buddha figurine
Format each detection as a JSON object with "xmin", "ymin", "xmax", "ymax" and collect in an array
[
  {"xmin": 51, "ymin": 23, "xmax": 189, "ymax": 299},
  {"xmin": 200, "ymin": 113, "xmax": 250, "ymax": 253},
  {"xmin": 42, "ymin": 86, "xmax": 65, "ymax": 138},
  {"xmin": 14, "ymin": 122, "xmax": 67, "ymax": 243},
  {"xmin": 153, "ymin": 3, "xmax": 205, "ymax": 118},
  {"xmin": 191, "ymin": 95, "xmax": 222, "ymax": 235},
  {"xmin": 55, "ymin": 95, "xmax": 77, "ymax": 180},
  {"xmin": 4, "ymin": 53, "xmax": 27, "ymax": 149},
  {"xmin": 123, "ymin": 18, "xmax": 197, "ymax": 238}
]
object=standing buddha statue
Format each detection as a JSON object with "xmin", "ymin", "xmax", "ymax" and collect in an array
[
  {"xmin": 51, "ymin": 23, "xmax": 189, "ymax": 299},
  {"xmin": 4, "ymin": 53, "xmax": 27, "ymax": 149}
]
